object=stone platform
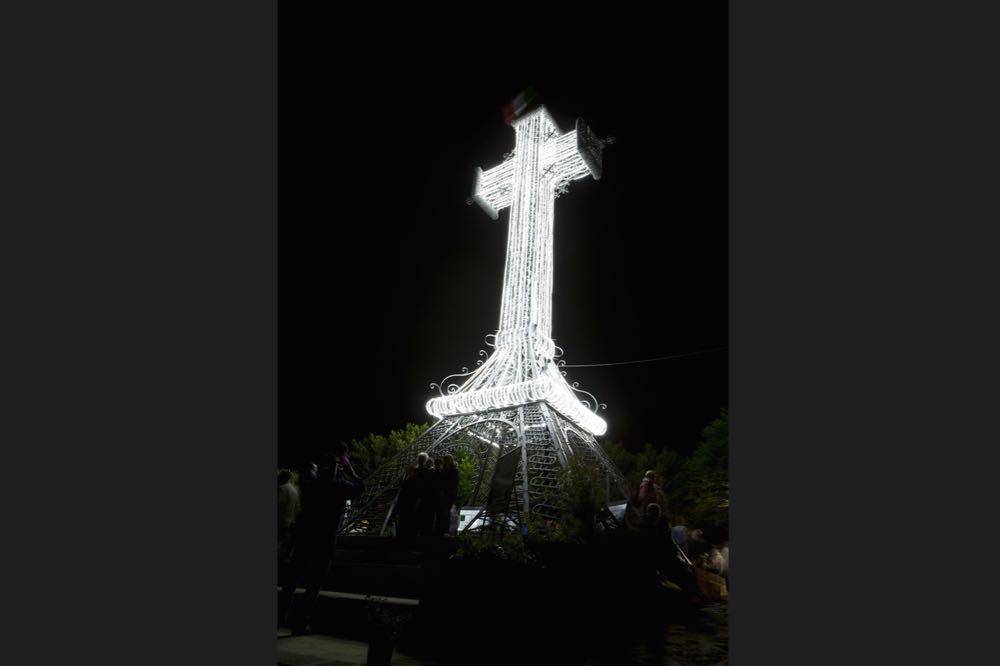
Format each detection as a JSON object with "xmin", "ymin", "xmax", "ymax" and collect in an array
[
  {"xmin": 278, "ymin": 536, "xmax": 456, "ymax": 664},
  {"xmin": 277, "ymin": 632, "xmax": 431, "ymax": 666}
]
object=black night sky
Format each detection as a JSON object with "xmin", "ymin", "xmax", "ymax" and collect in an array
[{"xmin": 279, "ymin": 11, "xmax": 727, "ymax": 466}]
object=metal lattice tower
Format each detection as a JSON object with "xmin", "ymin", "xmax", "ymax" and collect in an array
[{"xmin": 344, "ymin": 106, "xmax": 627, "ymax": 534}]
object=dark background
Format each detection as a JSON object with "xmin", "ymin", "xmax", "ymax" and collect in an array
[
  {"xmin": 280, "ymin": 8, "xmax": 728, "ymax": 465},
  {"xmin": 10, "ymin": 3, "xmax": 1000, "ymax": 664}
]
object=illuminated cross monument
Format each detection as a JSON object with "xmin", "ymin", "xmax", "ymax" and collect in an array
[{"xmin": 345, "ymin": 106, "xmax": 628, "ymax": 534}]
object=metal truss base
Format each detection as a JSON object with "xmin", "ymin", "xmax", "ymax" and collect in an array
[{"xmin": 343, "ymin": 401, "xmax": 628, "ymax": 535}]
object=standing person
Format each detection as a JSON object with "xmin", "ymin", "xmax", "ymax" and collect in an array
[
  {"xmin": 639, "ymin": 503, "xmax": 669, "ymax": 543},
  {"xmin": 416, "ymin": 455, "xmax": 439, "ymax": 536},
  {"xmin": 298, "ymin": 461, "xmax": 318, "ymax": 492},
  {"xmin": 278, "ymin": 443, "xmax": 364, "ymax": 634},
  {"xmin": 638, "ymin": 470, "xmax": 659, "ymax": 509},
  {"xmin": 395, "ymin": 463, "xmax": 420, "ymax": 540},
  {"xmin": 636, "ymin": 503, "xmax": 668, "ymax": 587},
  {"xmin": 434, "ymin": 454, "xmax": 459, "ymax": 536},
  {"xmin": 397, "ymin": 453, "xmax": 432, "ymax": 539},
  {"xmin": 277, "ymin": 470, "xmax": 299, "ymax": 563}
]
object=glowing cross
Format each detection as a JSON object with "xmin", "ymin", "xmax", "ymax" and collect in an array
[{"xmin": 426, "ymin": 105, "xmax": 612, "ymax": 435}]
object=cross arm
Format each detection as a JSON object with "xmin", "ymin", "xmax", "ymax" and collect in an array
[
  {"xmin": 469, "ymin": 157, "xmax": 515, "ymax": 220},
  {"xmin": 540, "ymin": 118, "xmax": 611, "ymax": 185}
]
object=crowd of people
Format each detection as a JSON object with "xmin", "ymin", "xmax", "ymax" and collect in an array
[
  {"xmin": 277, "ymin": 442, "xmax": 364, "ymax": 635},
  {"xmin": 277, "ymin": 452, "xmax": 726, "ymax": 630},
  {"xmin": 276, "ymin": 446, "xmax": 466, "ymax": 632},
  {"xmin": 394, "ymin": 451, "xmax": 459, "ymax": 538},
  {"xmin": 623, "ymin": 470, "xmax": 729, "ymax": 596}
]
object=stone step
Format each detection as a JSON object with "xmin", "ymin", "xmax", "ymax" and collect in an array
[
  {"xmin": 277, "ymin": 625, "xmax": 429, "ymax": 666},
  {"xmin": 278, "ymin": 589, "xmax": 425, "ymax": 661}
]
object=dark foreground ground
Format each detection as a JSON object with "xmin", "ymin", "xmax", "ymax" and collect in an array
[
  {"xmin": 278, "ymin": 536, "xmax": 728, "ymax": 665},
  {"xmin": 278, "ymin": 603, "xmax": 727, "ymax": 666}
]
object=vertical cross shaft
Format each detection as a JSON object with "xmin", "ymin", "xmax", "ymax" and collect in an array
[{"xmin": 497, "ymin": 110, "xmax": 558, "ymax": 364}]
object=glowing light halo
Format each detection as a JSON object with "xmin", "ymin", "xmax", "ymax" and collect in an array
[
  {"xmin": 428, "ymin": 105, "xmax": 611, "ymax": 436},
  {"xmin": 427, "ymin": 360, "xmax": 607, "ymax": 436}
]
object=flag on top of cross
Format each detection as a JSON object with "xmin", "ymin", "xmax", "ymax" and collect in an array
[{"xmin": 502, "ymin": 86, "xmax": 537, "ymax": 125}]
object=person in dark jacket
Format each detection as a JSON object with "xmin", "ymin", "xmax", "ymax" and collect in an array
[
  {"xmin": 278, "ymin": 444, "xmax": 364, "ymax": 634},
  {"xmin": 416, "ymin": 456, "xmax": 439, "ymax": 536},
  {"xmin": 398, "ymin": 452, "xmax": 437, "ymax": 538},
  {"xmin": 434, "ymin": 454, "xmax": 459, "ymax": 536},
  {"xmin": 395, "ymin": 462, "xmax": 420, "ymax": 539}
]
